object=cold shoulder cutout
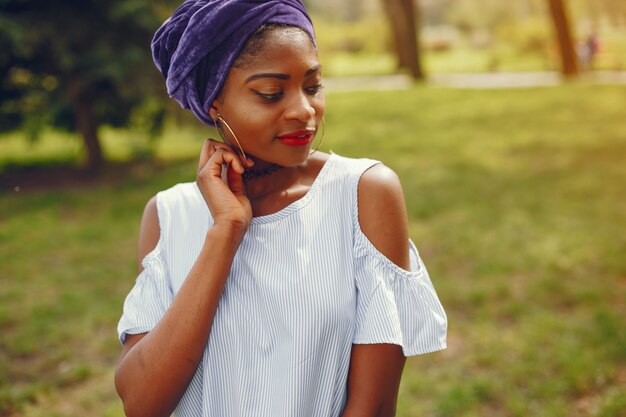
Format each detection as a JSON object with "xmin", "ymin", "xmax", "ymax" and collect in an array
[{"xmin": 348, "ymin": 158, "xmax": 447, "ymax": 356}]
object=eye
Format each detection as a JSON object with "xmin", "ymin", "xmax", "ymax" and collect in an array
[
  {"xmin": 305, "ymin": 84, "xmax": 323, "ymax": 95},
  {"xmin": 253, "ymin": 90, "xmax": 283, "ymax": 102}
]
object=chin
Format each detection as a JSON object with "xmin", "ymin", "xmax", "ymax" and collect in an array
[
  {"xmin": 283, "ymin": 149, "xmax": 313, "ymax": 167},
  {"xmin": 254, "ymin": 148, "xmax": 312, "ymax": 168}
]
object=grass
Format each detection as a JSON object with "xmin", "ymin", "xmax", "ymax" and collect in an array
[
  {"xmin": 319, "ymin": 40, "xmax": 624, "ymax": 77},
  {"xmin": 0, "ymin": 122, "xmax": 207, "ymax": 173},
  {"xmin": 1, "ymin": 84, "xmax": 625, "ymax": 416}
]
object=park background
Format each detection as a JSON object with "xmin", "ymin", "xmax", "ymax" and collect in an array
[{"xmin": 1, "ymin": 0, "xmax": 625, "ymax": 416}]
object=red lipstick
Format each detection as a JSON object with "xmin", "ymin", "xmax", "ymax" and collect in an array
[{"xmin": 276, "ymin": 129, "xmax": 315, "ymax": 147}]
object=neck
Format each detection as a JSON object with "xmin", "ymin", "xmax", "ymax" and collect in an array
[
  {"xmin": 243, "ymin": 156, "xmax": 305, "ymax": 200},
  {"xmin": 242, "ymin": 163, "xmax": 282, "ymax": 182}
]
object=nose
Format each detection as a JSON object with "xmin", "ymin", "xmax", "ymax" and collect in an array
[{"xmin": 284, "ymin": 94, "xmax": 315, "ymax": 123}]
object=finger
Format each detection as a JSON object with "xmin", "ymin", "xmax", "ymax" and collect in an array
[
  {"xmin": 218, "ymin": 150, "xmax": 245, "ymax": 174},
  {"xmin": 199, "ymin": 140, "xmax": 245, "ymax": 174},
  {"xmin": 202, "ymin": 148, "xmax": 244, "ymax": 180},
  {"xmin": 197, "ymin": 138, "xmax": 235, "ymax": 173},
  {"xmin": 208, "ymin": 138, "xmax": 233, "ymax": 154},
  {"xmin": 226, "ymin": 163, "xmax": 246, "ymax": 196},
  {"xmin": 210, "ymin": 139, "xmax": 253, "ymax": 166},
  {"xmin": 198, "ymin": 139, "xmax": 211, "ymax": 174},
  {"xmin": 207, "ymin": 138, "xmax": 236, "ymax": 161}
]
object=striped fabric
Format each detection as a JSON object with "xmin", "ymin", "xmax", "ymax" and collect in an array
[{"xmin": 117, "ymin": 153, "xmax": 447, "ymax": 417}]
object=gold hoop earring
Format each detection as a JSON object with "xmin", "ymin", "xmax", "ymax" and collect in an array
[
  {"xmin": 215, "ymin": 113, "xmax": 248, "ymax": 163},
  {"xmin": 309, "ymin": 116, "xmax": 325, "ymax": 156}
]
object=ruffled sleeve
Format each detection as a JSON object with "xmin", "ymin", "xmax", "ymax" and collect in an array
[
  {"xmin": 352, "ymin": 231, "xmax": 447, "ymax": 356},
  {"xmin": 117, "ymin": 248, "xmax": 173, "ymax": 344},
  {"xmin": 117, "ymin": 193, "xmax": 174, "ymax": 344}
]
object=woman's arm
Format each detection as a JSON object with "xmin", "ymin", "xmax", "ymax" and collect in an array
[
  {"xmin": 342, "ymin": 344, "xmax": 406, "ymax": 417},
  {"xmin": 342, "ymin": 164, "xmax": 411, "ymax": 417},
  {"xmin": 115, "ymin": 141, "xmax": 252, "ymax": 417}
]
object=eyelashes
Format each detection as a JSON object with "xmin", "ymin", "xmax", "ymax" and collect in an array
[
  {"xmin": 305, "ymin": 84, "xmax": 324, "ymax": 95},
  {"xmin": 255, "ymin": 91, "xmax": 282, "ymax": 102},
  {"xmin": 253, "ymin": 84, "xmax": 324, "ymax": 103}
]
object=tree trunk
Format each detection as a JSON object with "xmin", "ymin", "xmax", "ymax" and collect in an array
[
  {"xmin": 547, "ymin": 0, "xmax": 579, "ymax": 76},
  {"xmin": 413, "ymin": 1, "xmax": 424, "ymax": 79},
  {"xmin": 384, "ymin": 0, "xmax": 424, "ymax": 80},
  {"xmin": 73, "ymin": 100, "xmax": 103, "ymax": 173}
]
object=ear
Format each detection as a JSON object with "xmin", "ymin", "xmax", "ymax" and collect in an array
[{"xmin": 209, "ymin": 102, "xmax": 220, "ymax": 122}]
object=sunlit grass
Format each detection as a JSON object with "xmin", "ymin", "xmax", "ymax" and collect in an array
[
  {"xmin": 1, "ymin": 84, "xmax": 625, "ymax": 416},
  {"xmin": 425, "ymin": 45, "xmax": 552, "ymax": 73},
  {"xmin": 0, "ymin": 131, "xmax": 83, "ymax": 171},
  {"xmin": 320, "ymin": 52, "xmax": 397, "ymax": 77},
  {"xmin": 318, "ymin": 47, "xmax": 553, "ymax": 76},
  {"xmin": 0, "ymin": 122, "xmax": 212, "ymax": 173}
]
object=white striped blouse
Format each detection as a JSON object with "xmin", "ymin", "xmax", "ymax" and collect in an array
[{"xmin": 118, "ymin": 153, "xmax": 447, "ymax": 417}]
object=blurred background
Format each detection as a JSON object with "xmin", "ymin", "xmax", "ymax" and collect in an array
[{"xmin": 1, "ymin": 0, "xmax": 625, "ymax": 416}]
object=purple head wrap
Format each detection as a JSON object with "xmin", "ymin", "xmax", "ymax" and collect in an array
[{"xmin": 152, "ymin": 0, "xmax": 315, "ymax": 126}]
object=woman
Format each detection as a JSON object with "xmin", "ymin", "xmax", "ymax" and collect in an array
[{"xmin": 115, "ymin": 1, "xmax": 447, "ymax": 416}]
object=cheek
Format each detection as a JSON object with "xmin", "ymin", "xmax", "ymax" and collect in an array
[
  {"xmin": 232, "ymin": 108, "xmax": 274, "ymax": 141},
  {"xmin": 246, "ymin": 107, "xmax": 276, "ymax": 127},
  {"xmin": 314, "ymin": 95, "xmax": 326, "ymax": 116},
  {"xmin": 226, "ymin": 100, "xmax": 268, "ymax": 127}
]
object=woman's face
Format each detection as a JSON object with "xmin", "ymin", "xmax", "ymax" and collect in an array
[{"xmin": 211, "ymin": 28, "xmax": 325, "ymax": 167}]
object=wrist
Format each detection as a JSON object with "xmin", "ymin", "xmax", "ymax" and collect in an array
[{"xmin": 209, "ymin": 220, "xmax": 248, "ymax": 241}]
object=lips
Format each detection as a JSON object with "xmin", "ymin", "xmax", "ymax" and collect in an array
[{"xmin": 276, "ymin": 129, "xmax": 315, "ymax": 147}]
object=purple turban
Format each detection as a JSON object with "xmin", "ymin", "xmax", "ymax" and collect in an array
[{"xmin": 152, "ymin": 0, "xmax": 315, "ymax": 126}]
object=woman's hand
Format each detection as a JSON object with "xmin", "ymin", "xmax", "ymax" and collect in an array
[
  {"xmin": 117, "ymin": 150, "xmax": 256, "ymax": 417},
  {"xmin": 196, "ymin": 139, "xmax": 254, "ymax": 232}
]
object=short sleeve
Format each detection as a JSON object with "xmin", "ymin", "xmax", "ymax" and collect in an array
[
  {"xmin": 352, "ymin": 232, "xmax": 447, "ymax": 356},
  {"xmin": 117, "ymin": 248, "xmax": 173, "ymax": 344}
]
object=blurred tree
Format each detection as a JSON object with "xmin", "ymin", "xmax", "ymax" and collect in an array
[
  {"xmin": 420, "ymin": 0, "xmax": 453, "ymax": 27},
  {"xmin": 445, "ymin": 0, "xmax": 515, "ymax": 35},
  {"xmin": 384, "ymin": 0, "xmax": 424, "ymax": 79},
  {"xmin": 547, "ymin": 0, "xmax": 579, "ymax": 76},
  {"xmin": 0, "ymin": 0, "xmax": 172, "ymax": 172},
  {"xmin": 586, "ymin": 0, "xmax": 626, "ymax": 27}
]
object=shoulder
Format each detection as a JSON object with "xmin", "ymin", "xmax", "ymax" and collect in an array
[
  {"xmin": 141, "ymin": 182, "xmax": 199, "ymax": 225},
  {"xmin": 138, "ymin": 196, "xmax": 160, "ymax": 272},
  {"xmin": 358, "ymin": 163, "xmax": 403, "ymax": 197},
  {"xmin": 357, "ymin": 164, "xmax": 410, "ymax": 270},
  {"xmin": 357, "ymin": 164, "xmax": 406, "ymax": 218},
  {"xmin": 135, "ymin": 182, "xmax": 200, "ymax": 270},
  {"xmin": 154, "ymin": 182, "xmax": 205, "ymax": 219},
  {"xmin": 161, "ymin": 182, "xmax": 202, "ymax": 203}
]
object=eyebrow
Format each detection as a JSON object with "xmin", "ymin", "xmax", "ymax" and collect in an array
[{"xmin": 245, "ymin": 65, "xmax": 322, "ymax": 83}]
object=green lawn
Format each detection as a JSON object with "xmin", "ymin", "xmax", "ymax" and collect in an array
[{"xmin": 1, "ymin": 84, "xmax": 625, "ymax": 416}]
